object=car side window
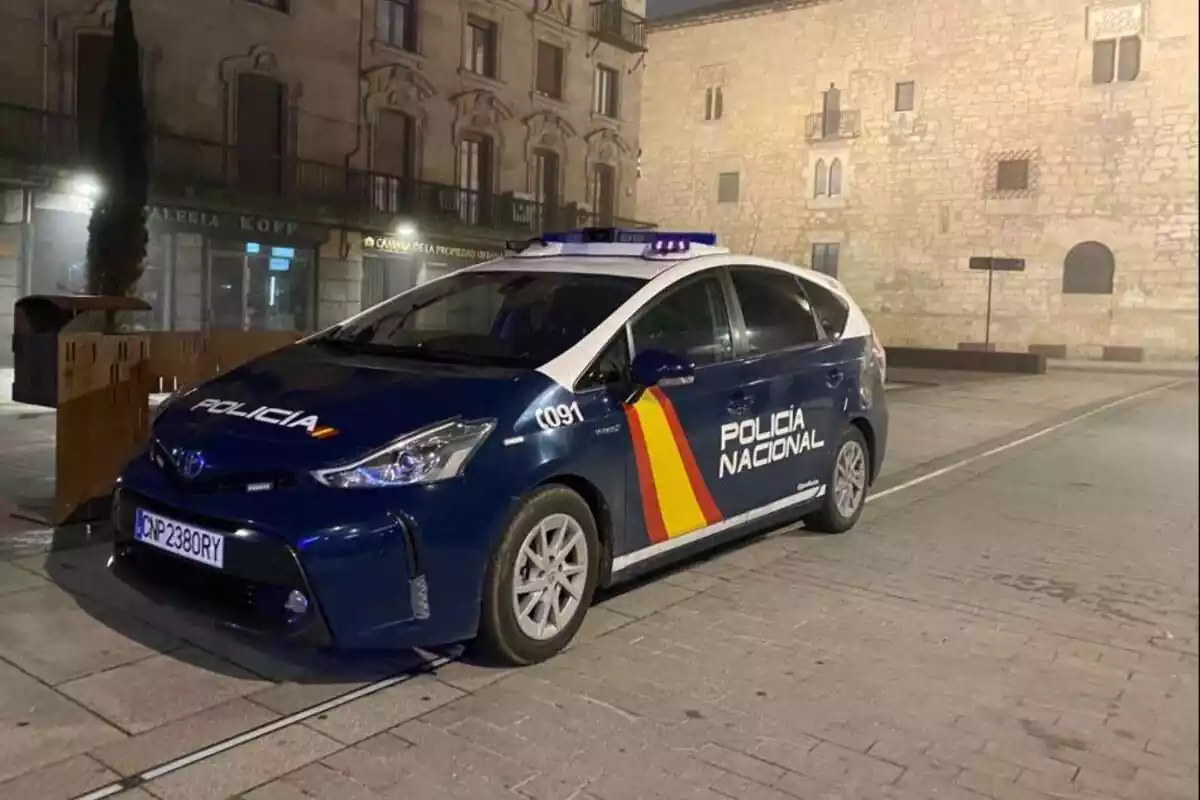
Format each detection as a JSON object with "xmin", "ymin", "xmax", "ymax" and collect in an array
[
  {"xmin": 578, "ymin": 333, "xmax": 630, "ymax": 390},
  {"xmin": 799, "ymin": 277, "xmax": 850, "ymax": 340},
  {"xmin": 729, "ymin": 267, "xmax": 823, "ymax": 355},
  {"xmin": 631, "ymin": 275, "xmax": 734, "ymax": 367}
]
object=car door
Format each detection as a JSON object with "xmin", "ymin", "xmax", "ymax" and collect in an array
[
  {"xmin": 718, "ymin": 265, "xmax": 842, "ymax": 514},
  {"xmin": 619, "ymin": 271, "xmax": 747, "ymax": 551}
]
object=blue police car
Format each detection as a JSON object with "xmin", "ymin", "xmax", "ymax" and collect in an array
[{"xmin": 111, "ymin": 228, "xmax": 888, "ymax": 664}]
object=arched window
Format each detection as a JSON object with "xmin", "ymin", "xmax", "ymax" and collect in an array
[
  {"xmin": 813, "ymin": 159, "xmax": 828, "ymax": 197},
  {"xmin": 1062, "ymin": 241, "xmax": 1115, "ymax": 295},
  {"xmin": 829, "ymin": 158, "xmax": 843, "ymax": 196}
]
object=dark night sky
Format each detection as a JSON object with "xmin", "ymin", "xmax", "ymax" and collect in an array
[{"xmin": 645, "ymin": 0, "xmax": 733, "ymax": 20}]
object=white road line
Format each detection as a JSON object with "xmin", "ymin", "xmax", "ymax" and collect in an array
[
  {"xmin": 866, "ymin": 379, "xmax": 1186, "ymax": 504},
  {"xmin": 74, "ymin": 654, "xmax": 455, "ymax": 800},
  {"xmin": 71, "ymin": 378, "xmax": 1185, "ymax": 800}
]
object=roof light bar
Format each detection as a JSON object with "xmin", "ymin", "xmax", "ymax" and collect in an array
[{"xmin": 541, "ymin": 227, "xmax": 717, "ymax": 247}]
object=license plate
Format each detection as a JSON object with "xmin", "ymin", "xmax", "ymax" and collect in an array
[{"xmin": 134, "ymin": 509, "xmax": 226, "ymax": 569}]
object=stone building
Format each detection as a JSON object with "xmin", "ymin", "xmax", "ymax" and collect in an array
[
  {"xmin": 639, "ymin": 0, "xmax": 1198, "ymax": 361},
  {"xmin": 0, "ymin": 0, "xmax": 651, "ymax": 347}
]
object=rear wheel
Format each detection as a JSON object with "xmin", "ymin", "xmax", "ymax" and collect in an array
[
  {"xmin": 803, "ymin": 426, "xmax": 870, "ymax": 534},
  {"xmin": 475, "ymin": 485, "xmax": 599, "ymax": 665}
]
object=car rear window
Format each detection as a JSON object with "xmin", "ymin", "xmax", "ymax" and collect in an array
[{"xmin": 800, "ymin": 278, "xmax": 850, "ymax": 339}]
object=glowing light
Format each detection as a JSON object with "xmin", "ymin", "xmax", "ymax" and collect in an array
[{"xmin": 69, "ymin": 174, "xmax": 103, "ymax": 200}]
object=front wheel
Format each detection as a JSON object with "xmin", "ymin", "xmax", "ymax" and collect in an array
[
  {"xmin": 475, "ymin": 485, "xmax": 600, "ymax": 665},
  {"xmin": 803, "ymin": 426, "xmax": 870, "ymax": 534}
]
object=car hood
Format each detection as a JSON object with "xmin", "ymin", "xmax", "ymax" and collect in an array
[{"xmin": 151, "ymin": 342, "xmax": 544, "ymax": 473}]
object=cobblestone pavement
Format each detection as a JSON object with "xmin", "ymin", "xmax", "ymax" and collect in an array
[{"xmin": 0, "ymin": 372, "xmax": 1195, "ymax": 800}]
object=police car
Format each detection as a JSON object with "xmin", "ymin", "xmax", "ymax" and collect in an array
[{"xmin": 111, "ymin": 228, "xmax": 888, "ymax": 665}]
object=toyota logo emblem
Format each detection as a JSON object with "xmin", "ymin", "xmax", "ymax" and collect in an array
[{"xmin": 172, "ymin": 449, "xmax": 207, "ymax": 480}]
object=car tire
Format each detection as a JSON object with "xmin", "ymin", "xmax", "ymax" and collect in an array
[
  {"xmin": 802, "ymin": 425, "xmax": 870, "ymax": 534},
  {"xmin": 475, "ymin": 485, "xmax": 600, "ymax": 666}
]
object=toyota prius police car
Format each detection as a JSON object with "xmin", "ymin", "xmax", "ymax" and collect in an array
[{"xmin": 111, "ymin": 227, "xmax": 888, "ymax": 664}]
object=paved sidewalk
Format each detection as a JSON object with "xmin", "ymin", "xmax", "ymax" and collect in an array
[{"xmin": 0, "ymin": 370, "xmax": 1194, "ymax": 799}]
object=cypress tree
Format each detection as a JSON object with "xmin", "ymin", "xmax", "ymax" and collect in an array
[{"xmin": 84, "ymin": 0, "xmax": 149, "ymax": 323}]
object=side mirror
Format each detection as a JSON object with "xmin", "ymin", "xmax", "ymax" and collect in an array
[{"xmin": 630, "ymin": 349, "xmax": 695, "ymax": 389}]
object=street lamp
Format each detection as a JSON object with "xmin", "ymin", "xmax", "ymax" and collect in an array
[
  {"xmin": 395, "ymin": 221, "xmax": 417, "ymax": 239},
  {"xmin": 69, "ymin": 174, "xmax": 103, "ymax": 200}
]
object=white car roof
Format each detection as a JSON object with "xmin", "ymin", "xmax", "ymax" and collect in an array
[{"xmin": 465, "ymin": 244, "xmax": 874, "ymax": 389}]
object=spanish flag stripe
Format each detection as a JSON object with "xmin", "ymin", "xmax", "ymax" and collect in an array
[
  {"xmin": 634, "ymin": 391, "xmax": 709, "ymax": 537},
  {"xmin": 648, "ymin": 387, "xmax": 723, "ymax": 525},
  {"xmin": 624, "ymin": 403, "xmax": 668, "ymax": 544}
]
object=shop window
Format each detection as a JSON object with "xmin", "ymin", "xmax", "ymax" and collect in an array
[
  {"xmin": 592, "ymin": 163, "xmax": 616, "ymax": 225},
  {"xmin": 209, "ymin": 241, "xmax": 313, "ymax": 331},
  {"xmin": 466, "ymin": 16, "xmax": 498, "ymax": 78},
  {"xmin": 1062, "ymin": 241, "xmax": 1115, "ymax": 294},
  {"xmin": 377, "ymin": 0, "xmax": 417, "ymax": 52},
  {"xmin": 235, "ymin": 73, "xmax": 286, "ymax": 195},
  {"xmin": 1093, "ymin": 36, "xmax": 1140, "ymax": 84},
  {"xmin": 536, "ymin": 40, "xmax": 565, "ymax": 100},
  {"xmin": 593, "ymin": 65, "xmax": 619, "ymax": 118},
  {"xmin": 717, "ymin": 171, "xmax": 739, "ymax": 203}
]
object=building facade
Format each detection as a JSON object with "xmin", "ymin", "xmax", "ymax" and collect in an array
[
  {"xmin": 639, "ymin": 0, "xmax": 1198, "ymax": 361},
  {"xmin": 0, "ymin": 0, "xmax": 651, "ymax": 346}
]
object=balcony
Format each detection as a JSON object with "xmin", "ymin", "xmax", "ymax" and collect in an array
[
  {"xmin": 0, "ymin": 101, "xmax": 655, "ymax": 235},
  {"xmin": 588, "ymin": 0, "xmax": 646, "ymax": 53},
  {"xmin": 804, "ymin": 109, "xmax": 861, "ymax": 142}
]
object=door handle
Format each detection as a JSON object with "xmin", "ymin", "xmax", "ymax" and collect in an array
[
  {"xmin": 826, "ymin": 368, "xmax": 844, "ymax": 387},
  {"xmin": 727, "ymin": 391, "xmax": 751, "ymax": 415}
]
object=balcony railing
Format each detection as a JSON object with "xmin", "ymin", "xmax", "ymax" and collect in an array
[
  {"xmin": 0, "ymin": 101, "xmax": 656, "ymax": 234},
  {"xmin": 804, "ymin": 109, "xmax": 862, "ymax": 141},
  {"xmin": 588, "ymin": 0, "xmax": 646, "ymax": 53}
]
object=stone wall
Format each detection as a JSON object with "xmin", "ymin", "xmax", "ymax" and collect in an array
[{"xmin": 640, "ymin": 0, "xmax": 1199, "ymax": 360}]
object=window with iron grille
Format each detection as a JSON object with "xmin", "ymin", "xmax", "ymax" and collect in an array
[
  {"xmin": 704, "ymin": 86, "xmax": 724, "ymax": 121},
  {"xmin": 717, "ymin": 172, "xmax": 739, "ymax": 203},
  {"xmin": 377, "ymin": 0, "xmax": 417, "ymax": 52},
  {"xmin": 894, "ymin": 81, "xmax": 915, "ymax": 112},
  {"xmin": 593, "ymin": 65, "xmax": 619, "ymax": 118},
  {"xmin": 536, "ymin": 41, "xmax": 565, "ymax": 99},
  {"xmin": 996, "ymin": 158, "xmax": 1029, "ymax": 192},
  {"xmin": 466, "ymin": 17, "xmax": 498, "ymax": 78},
  {"xmin": 1092, "ymin": 36, "xmax": 1140, "ymax": 84},
  {"xmin": 811, "ymin": 243, "xmax": 840, "ymax": 277}
]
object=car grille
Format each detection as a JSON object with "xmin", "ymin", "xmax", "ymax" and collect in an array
[
  {"xmin": 149, "ymin": 440, "xmax": 297, "ymax": 494},
  {"xmin": 111, "ymin": 489, "xmax": 327, "ymax": 641}
]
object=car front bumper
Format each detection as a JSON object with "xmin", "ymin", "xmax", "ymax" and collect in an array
[{"xmin": 109, "ymin": 458, "xmax": 517, "ymax": 650}]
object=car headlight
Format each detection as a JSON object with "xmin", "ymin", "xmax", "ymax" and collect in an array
[{"xmin": 312, "ymin": 418, "xmax": 495, "ymax": 489}]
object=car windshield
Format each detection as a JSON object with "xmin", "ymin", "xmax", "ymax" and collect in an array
[{"xmin": 318, "ymin": 270, "xmax": 646, "ymax": 368}]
